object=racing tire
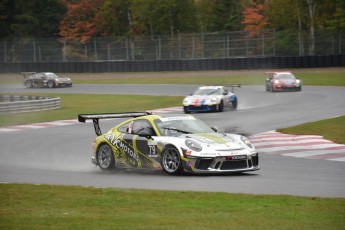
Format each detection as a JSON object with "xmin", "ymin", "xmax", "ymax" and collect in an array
[
  {"xmin": 218, "ymin": 100, "xmax": 224, "ymax": 112},
  {"xmin": 265, "ymin": 84, "xmax": 270, "ymax": 91},
  {"xmin": 47, "ymin": 80, "xmax": 55, "ymax": 88},
  {"xmin": 183, "ymin": 106, "xmax": 190, "ymax": 114},
  {"xmin": 161, "ymin": 146, "xmax": 182, "ymax": 175},
  {"xmin": 25, "ymin": 80, "xmax": 33, "ymax": 88},
  {"xmin": 96, "ymin": 143, "xmax": 115, "ymax": 170},
  {"xmin": 232, "ymin": 98, "xmax": 238, "ymax": 110},
  {"xmin": 271, "ymin": 84, "xmax": 275, "ymax": 92}
]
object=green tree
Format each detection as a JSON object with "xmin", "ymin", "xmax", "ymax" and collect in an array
[
  {"xmin": 130, "ymin": 0, "xmax": 198, "ymax": 36},
  {"xmin": 98, "ymin": 0, "xmax": 131, "ymax": 36},
  {"xmin": 211, "ymin": 0, "xmax": 243, "ymax": 31},
  {"xmin": 0, "ymin": 0, "xmax": 66, "ymax": 38}
]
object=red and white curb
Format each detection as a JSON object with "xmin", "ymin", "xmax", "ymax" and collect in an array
[
  {"xmin": 0, "ymin": 107, "xmax": 182, "ymax": 133},
  {"xmin": 250, "ymin": 131, "xmax": 345, "ymax": 162}
]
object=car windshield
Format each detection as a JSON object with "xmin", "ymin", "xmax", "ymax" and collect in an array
[
  {"xmin": 154, "ymin": 115, "xmax": 215, "ymax": 136},
  {"xmin": 275, "ymin": 73, "xmax": 295, "ymax": 80},
  {"xmin": 45, "ymin": 73, "xmax": 59, "ymax": 79},
  {"xmin": 193, "ymin": 87, "xmax": 221, "ymax": 96}
]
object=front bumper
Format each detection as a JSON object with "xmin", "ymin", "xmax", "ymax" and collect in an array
[
  {"xmin": 184, "ymin": 104, "xmax": 218, "ymax": 113},
  {"xmin": 274, "ymin": 84, "xmax": 301, "ymax": 91},
  {"xmin": 184, "ymin": 153, "xmax": 259, "ymax": 173}
]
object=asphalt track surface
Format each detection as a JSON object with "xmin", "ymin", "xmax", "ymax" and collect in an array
[{"xmin": 1, "ymin": 84, "xmax": 345, "ymax": 198}]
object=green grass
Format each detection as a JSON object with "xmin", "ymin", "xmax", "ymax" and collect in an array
[
  {"xmin": 1, "ymin": 71, "xmax": 344, "ymax": 86},
  {"xmin": 277, "ymin": 115, "xmax": 345, "ymax": 144},
  {"xmin": 0, "ymin": 93, "xmax": 183, "ymax": 126},
  {"xmin": 1, "ymin": 184, "xmax": 345, "ymax": 230},
  {"xmin": 73, "ymin": 72, "xmax": 345, "ymax": 86}
]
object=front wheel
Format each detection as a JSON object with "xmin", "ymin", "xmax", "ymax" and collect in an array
[
  {"xmin": 96, "ymin": 143, "xmax": 115, "ymax": 170},
  {"xmin": 161, "ymin": 146, "xmax": 182, "ymax": 175},
  {"xmin": 218, "ymin": 100, "xmax": 224, "ymax": 112},
  {"xmin": 232, "ymin": 98, "xmax": 238, "ymax": 110}
]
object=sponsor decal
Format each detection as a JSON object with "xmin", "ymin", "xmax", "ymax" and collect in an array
[
  {"xmin": 226, "ymin": 155, "xmax": 247, "ymax": 160},
  {"xmin": 104, "ymin": 134, "xmax": 140, "ymax": 162},
  {"xmin": 186, "ymin": 161, "xmax": 193, "ymax": 167}
]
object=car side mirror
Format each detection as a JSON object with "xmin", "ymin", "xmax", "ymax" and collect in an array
[{"xmin": 211, "ymin": 126, "xmax": 218, "ymax": 132}]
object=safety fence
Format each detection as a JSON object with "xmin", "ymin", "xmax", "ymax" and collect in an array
[
  {"xmin": 0, "ymin": 95, "xmax": 61, "ymax": 114},
  {"xmin": 0, "ymin": 54, "xmax": 343, "ymax": 73}
]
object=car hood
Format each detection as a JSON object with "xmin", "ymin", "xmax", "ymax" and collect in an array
[
  {"xmin": 186, "ymin": 95, "xmax": 220, "ymax": 100},
  {"xmin": 183, "ymin": 133, "xmax": 245, "ymax": 151},
  {"xmin": 279, "ymin": 79, "xmax": 297, "ymax": 84}
]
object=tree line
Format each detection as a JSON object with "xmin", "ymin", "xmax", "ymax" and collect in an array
[{"xmin": 1, "ymin": 0, "xmax": 344, "ymax": 55}]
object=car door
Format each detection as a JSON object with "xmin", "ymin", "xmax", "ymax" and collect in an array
[
  {"xmin": 123, "ymin": 119, "xmax": 160, "ymax": 169},
  {"xmin": 34, "ymin": 73, "xmax": 45, "ymax": 87}
]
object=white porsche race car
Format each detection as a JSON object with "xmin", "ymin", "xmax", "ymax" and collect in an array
[
  {"xmin": 78, "ymin": 112, "xmax": 259, "ymax": 175},
  {"xmin": 183, "ymin": 85, "xmax": 240, "ymax": 113}
]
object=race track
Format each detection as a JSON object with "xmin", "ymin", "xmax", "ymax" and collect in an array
[{"xmin": 1, "ymin": 84, "xmax": 345, "ymax": 198}]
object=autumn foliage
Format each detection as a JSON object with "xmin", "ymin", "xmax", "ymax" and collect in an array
[
  {"xmin": 59, "ymin": 0, "xmax": 104, "ymax": 44},
  {"xmin": 242, "ymin": 0, "xmax": 268, "ymax": 33}
]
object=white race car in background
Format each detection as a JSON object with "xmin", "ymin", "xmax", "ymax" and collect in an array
[{"xmin": 183, "ymin": 85, "xmax": 240, "ymax": 113}]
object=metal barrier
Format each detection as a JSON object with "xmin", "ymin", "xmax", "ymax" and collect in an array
[
  {"xmin": 0, "ymin": 95, "xmax": 61, "ymax": 114},
  {"xmin": 0, "ymin": 55, "xmax": 343, "ymax": 73}
]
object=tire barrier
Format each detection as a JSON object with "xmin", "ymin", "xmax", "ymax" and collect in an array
[
  {"xmin": 0, "ymin": 95, "xmax": 61, "ymax": 114},
  {"xmin": 0, "ymin": 55, "xmax": 344, "ymax": 73}
]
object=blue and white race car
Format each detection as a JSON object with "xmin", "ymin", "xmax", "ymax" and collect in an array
[{"xmin": 183, "ymin": 85, "xmax": 240, "ymax": 113}]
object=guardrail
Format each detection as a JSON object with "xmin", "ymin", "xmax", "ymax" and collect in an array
[{"xmin": 0, "ymin": 95, "xmax": 61, "ymax": 114}]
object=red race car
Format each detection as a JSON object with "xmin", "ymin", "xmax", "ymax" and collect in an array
[{"xmin": 265, "ymin": 71, "xmax": 302, "ymax": 92}]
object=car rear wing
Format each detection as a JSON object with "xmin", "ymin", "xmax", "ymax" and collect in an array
[
  {"xmin": 20, "ymin": 72, "xmax": 36, "ymax": 79},
  {"xmin": 224, "ymin": 84, "xmax": 241, "ymax": 93},
  {"xmin": 78, "ymin": 112, "xmax": 151, "ymax": 136}
]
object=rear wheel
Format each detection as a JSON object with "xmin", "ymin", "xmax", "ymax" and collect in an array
[
  {"xmin": 47, "ymin": 80, "xmax": 55, "ymax": 88},
  {"xmin": 25, "ymin": 80, "xmax": 33, "ymax": 88},
  {"xmin": 96, "ymin": 143, "xmax": 115, "ymax": 170},
  {"xmin": 161, "ymin": 146, "xmax": 182, "ymax": 175}
]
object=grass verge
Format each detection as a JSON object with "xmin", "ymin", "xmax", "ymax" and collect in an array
[
  {"xmin": 1, "ymin": 71, "xmax": 344, "ymax": 86},
  {"xmin": 0, "ymin": 93, "xmax": 183, "ymax": 126},
  {"xmin": 277, "ymin": 115, "xmax": 345, "ymax": 144},
  {"xmin": 1, "ymin": 184, "xmax": 345, "ymax": 230}
]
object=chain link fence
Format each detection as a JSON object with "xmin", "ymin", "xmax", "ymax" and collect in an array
[{"xmin": 0, "ymin": 29, "xmax": 343, "ymax": 63}]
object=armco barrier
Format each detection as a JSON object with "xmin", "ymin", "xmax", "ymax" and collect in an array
[
  {"xmin": 0, "ymin": 55, "xmax": 343, "ymax": 73},
  {"xmin": 0, "ymin": 95, "xmax": 61, "ymax": 114}
]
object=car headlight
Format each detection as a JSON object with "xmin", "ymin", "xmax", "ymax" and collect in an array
[
  {"xmin": 296, "ymin": 79, "xmax": 301, "ymax": 84},
  {"xmin": 210, "ymin": 97, "xmax": 217, "ymax": 102},
  {"xmin": 240, "ymin": 136, "xmax": 254, "ymax": 148},
  {"xmin": 183, "ymin": 98, "xmax": 189, "ymax": 104},
  {"xmin": 185, "ymin": 139, "xmax": 202, "ymax": 152},
  {"xmin": 274, "ymin": 80, "xmax": 279, "ymax": 84}
]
